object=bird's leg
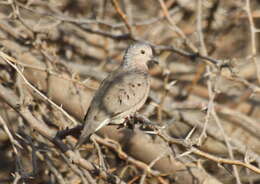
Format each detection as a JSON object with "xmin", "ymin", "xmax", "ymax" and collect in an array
[
  {"xmin": 112, "ymin": 114, "xmax": 149, "ymax": 130},
  {"xmin": 115, "ymin": 116, "xmax": 130, "ymax": 129},
  {"xmin": 115, "ymin": 115, "xmax": 136, "ymax": 130},
  {"xmin": 124, "ymin": 114, "xmax": 136, "ymax": 129}
]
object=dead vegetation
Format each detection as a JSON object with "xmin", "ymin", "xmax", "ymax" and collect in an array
[{"xmin": 0, "ymin": 0, "xmax": 260, "ymax": 183}]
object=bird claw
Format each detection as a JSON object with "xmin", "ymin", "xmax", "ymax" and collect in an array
[{"xmin": 116, "ymin": 115, "xmax": 136, "ymax": 130}]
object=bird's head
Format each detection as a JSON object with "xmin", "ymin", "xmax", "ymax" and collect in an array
[{"xmin": 122, "ymin": 42, "xmax": 158, "ymax": 70}]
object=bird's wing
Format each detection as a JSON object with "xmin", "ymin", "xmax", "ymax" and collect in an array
[
  {"xmin": 102, "ymin": 70, "xmax": 150, "ymax": 118},
  {"xmin": 76, "ymin": 69, "xmax": 149, "ymax": 148}
]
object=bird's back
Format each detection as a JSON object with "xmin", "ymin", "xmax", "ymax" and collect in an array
[
  {"xmin": 79, "ymin": 67, "xmax": 150, "ymax": 144},
  {"xmin": 87, "ymin": 68, "xmax": 150, "ymax": 122},
  {"xmin": 75, "ymin": 42, "xmax": 154, "ymax": 148}
]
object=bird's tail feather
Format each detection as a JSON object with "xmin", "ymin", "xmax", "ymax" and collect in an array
[
  {"xmin": 74, "ymin": 130, "xmax": 91, "ymax": 149},
  {"xmin": 74, "ymin": 118, "xmax": 110, "ymax": 149}
]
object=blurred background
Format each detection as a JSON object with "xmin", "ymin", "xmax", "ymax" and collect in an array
[{"xmin": 0, "ymin": 0, "xmax": 260, "ymax": 183}]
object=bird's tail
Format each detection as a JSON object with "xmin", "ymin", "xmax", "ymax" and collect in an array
[
  {"xmin": 74, "ymin": 118, "xmax": 110, "ymax": 149},
  {"xmin": 74, "ymin": 132, "xmax": 91, "ymax": 150},
  {"xmin": 74, "ymin": 124, "xmax": 92, "ymax": 149}
]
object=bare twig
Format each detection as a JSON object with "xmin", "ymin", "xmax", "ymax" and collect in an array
[
  {"xmin": 156, "ymin": 131, "xmax": 260, "ymax": 174},
  {"xmin": 94, "ymin": 135, "xmax": 161, "ymax": 177},
  {"xmin": 245, "ymin": 0, "xmax": 260, "ymax": 84},
  {"xmin": 111, "ymin": 0, "xmax": 133, "ymax": 34},
  {"xmin": 0, "ymin": 115, "xmax": 22, "ymax": 154},
  {"xmin": 0, "ymin": 51, "xmax": 78, "ymax": 126},
  {"xmin": 158, "ymin": 0, "xmax": 198, "ymax": 52}
]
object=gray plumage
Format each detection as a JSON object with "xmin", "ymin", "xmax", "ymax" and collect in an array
[{"xmin": 75, "ymin": 42, "xmax": 156, "ymax": 148}]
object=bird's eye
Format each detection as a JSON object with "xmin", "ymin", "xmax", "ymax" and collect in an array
[{"xmin": 141, "ymin": 50, "xmax": 145, "ymax": 54}]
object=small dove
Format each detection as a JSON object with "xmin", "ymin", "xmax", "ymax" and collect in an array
[{"xmin": 75, "ymin": 42, "xmax": 158, "ymax": 148}]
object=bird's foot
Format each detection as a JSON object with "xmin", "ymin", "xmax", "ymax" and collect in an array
[
  {"xmin": 124, "ymin": 115, "xmax": 136, "ymax": 129},
  {"xmin": 115, "ymin": 115, "xmax": 136, "ymax": 130}
]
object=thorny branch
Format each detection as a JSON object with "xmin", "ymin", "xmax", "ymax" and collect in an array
[{"xmin": 0, "ymin": 0, "xmax": 260, "ymax": 184}]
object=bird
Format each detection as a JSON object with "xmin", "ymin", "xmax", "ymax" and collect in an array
[{"xmin": 75, "ymin": 42, "xmax": 158, "ymax": 148}]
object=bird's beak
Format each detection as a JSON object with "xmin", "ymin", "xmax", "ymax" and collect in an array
[
  {"xmin": 148, "ymin": 56, "xmax": 159, "ymax": 65},
  {"xmin": 147, "ymin": 57, "xmax": 159, "ymax": 69}
]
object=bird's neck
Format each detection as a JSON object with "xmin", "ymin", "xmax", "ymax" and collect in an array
[{"xmin": 121, "ymin": 60, "xmax": 148, "ymax": 73}]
